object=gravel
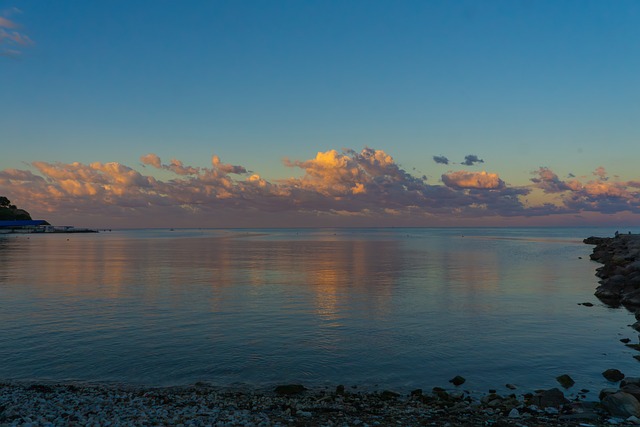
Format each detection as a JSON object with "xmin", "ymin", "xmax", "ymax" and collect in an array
[{"xmin": 0, "ymin": 381, "xmax": 635, "ymax": 426}]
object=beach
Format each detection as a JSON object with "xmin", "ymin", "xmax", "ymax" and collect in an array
[{"xmin": 0, "ymin": 380, "xmax": 626, "ymax": 426}]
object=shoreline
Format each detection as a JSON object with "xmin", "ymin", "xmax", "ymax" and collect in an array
[{"xmin": 0, "ymin": 380, "xmax": 621, "ymax": 426}]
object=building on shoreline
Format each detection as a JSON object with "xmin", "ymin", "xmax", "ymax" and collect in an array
[
  {"xmin": 0, "ymin": 220, "xmax": 50, "ymax": 233},
  {"xmin": 0, "ymin": 220, "xmax": 97, "ymax": 234}
]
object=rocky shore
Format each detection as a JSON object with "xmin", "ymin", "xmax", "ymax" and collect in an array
[
  {"xmin": 584, "ymin": 233, "xmax": 640, "ymax": 307},
  {"xmin": 2, "ymin": 380, "xmax": 639, "ymax": 426}
]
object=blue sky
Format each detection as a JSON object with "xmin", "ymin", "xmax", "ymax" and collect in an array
[{"xmin": 2, "ymin": 1, "xmax": 640, "ymax": 227}]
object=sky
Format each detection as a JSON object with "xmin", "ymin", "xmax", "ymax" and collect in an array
[{"xmin": 1, "ymin": 0, "xmax": 640, "ymax": 228}]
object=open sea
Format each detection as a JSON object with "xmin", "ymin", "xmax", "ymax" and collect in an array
[{"xmin": 2, "ymin": 227, "xmax": 640, "ymax": 398}]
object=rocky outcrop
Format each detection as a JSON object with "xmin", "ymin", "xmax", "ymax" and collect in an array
[{"xmin": 584, "ymin": 234, "xmax": 640, "ymax": 306}]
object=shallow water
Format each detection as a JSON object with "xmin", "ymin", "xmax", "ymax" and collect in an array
[{"xmin": 1, "ymin": 227, "xmax": 639, "ymax": 397}]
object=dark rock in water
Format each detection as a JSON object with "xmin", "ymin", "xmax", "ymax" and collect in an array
[
  {"xmin": 602, "ymin": 368, "xmax": 625, "ymax": 382},
  {"xmin": 380, "ymin": 390, "xmax": 400, "ymax": 400},
  {"xmin": 601, "ymin": 391, "xmax": 640, "ymax": 417},
  {"xmin": 505, "ymin": 383, "xmax": 517, "ymax": 390},
  {"xmin": 634, "ymin": 355, "xmax": 640, "ymax": 362},
  {"xmin": 621, "ymin": 338, "xmax": 631, "ymax": 343},
  {"xmin": 556, "ymin": 374, "xmax": 575, "ymax": 388},
  {"xmin": 335, "ymin": 384, "xmax": 345, "ymax": 395},
  {"xmin": 274, "ymin": 384, "xmax": 306, "ymax": 395},
  {"xmin": 449, "ymin": 375, "xmax": 466, "ymax": 386},
  {"xmin": 626, "ymin": 343, "xmax": 640, "ymax": 351},
  {"xmin": 530, "ymin": 388, "xmax": 568, "ymax": 408},
  {"xmin": 579, "ymin": 302, "xmax": 594, "ymax": 307},
  {"xmin": 410, "ymin": 388, "xmax": 423, "ymax": 397}
]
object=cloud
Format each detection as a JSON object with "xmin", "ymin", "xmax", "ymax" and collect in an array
[
  {"xmin": 593, "ymin": 166, "xmax": 609, "ymax": 181},
  {"xmin": 1, "ymin": 148, "xmax": 543, "ymax": 225},
  {"xmin": 461, "ymin": 154, "xmax": 484, "ymax": 166},
  {"xmin": 530, "ymin": 167, "xmax": 571, "ymax": 193},
  {"xmin": 441, "ymin": 171, "xmax": 504, "ymax": 190},
  {"xmin": 1, "ymin": 9, "xmax": 33, "ymax": 58},
  {"xmin": 6, "ymin": 148, "xmax": 640, "ymax": 225},
  {"xmin": 531, "ymin": 166, "xmax": 640, "ymax": 214},
  {"xmin": 433, "ymin": 155, "xmax": 449, "ymax": 165},
  {"xmin": 0, "ymin": 16, "xmax": 17, "ymax": 29}
]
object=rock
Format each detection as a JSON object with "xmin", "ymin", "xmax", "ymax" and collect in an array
[
  {"xmin": 530, "ymin": 388, "xmax": 568, "ymax": 408},
  {"xmin": 449, "ymin": 375, "xmax": 466, "ymax": 386},
  {"xmin": 505, "ymin": 383, "xmax": 517, "ymax": 390},
  {"xmin": 556, "ymin": 374, "xmax": 575, "ymax": 388},
  {"xmin": 622, "ymin": 378, "xmax": 640, "ymax": 387},
  {"xmin": 410, "ymin": 388, "xmax": 422, "ymax": 397},
  {"xmin": 603, "ymin": 369, "xmax": 626, "ymax": 382},
  {"xmin": 602, "ymin": 392, "xmax": 640, "ymax": 417},
  {"xmin": 274, "ymin": 384, "xmax": 306, "ymax": 395},
  {"xmin": 622, "ymin": 384, "xmax": 640, "ymax": 402},
  {"xmin": 380, "ymin": 390, "xmax": 400, "ymax": 400},
  {"xmin": 621, "ymin": 338, "xmax": 632, "ymax": 343},
  {"xmin": 601, "ymin": 388, "xmax": 621, "ymax": 400},
  {"xmin": 628, "ymin": 415, "xmax": 640, "ymax": 424},
  {"xmin": 623, "ymin": 290, "xmax": 640, "ymax": 307},
  {"xmin": 579, "ymin": 302, "xmax": 594, "ymax": 307},
  {"xmin": 508, "ymin": 408, "xmax": 520, "ymax": 418},
  {"xmin": 335, "ymin": 384, "xmax": 345, "ymax": 395}
]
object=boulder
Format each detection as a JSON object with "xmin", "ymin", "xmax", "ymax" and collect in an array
[
  {"xmin": 449, "ymin": 375, "xmax": 466, "ymax": 386},
  {"xmin": 556, "ymin": 374, "xmax": 575, "ymax": 388},
  {"xmin": 274, "ymin": 384, "xmax": 306, "ymax": 395},
  {"xmin": 530, "ymin": 388, "xmax": 568, "ymax": 408},
  {"xmin": 623, "ymin": 289, "xmax": 640, "ymax": 307},
  {"xmin": 622, "ymin": 384, "xmax": 640, "ymax": 402},
  {"xmin": 602, "ymin": 369, "xmax": 625, "ymax": 382},
  {"xmin": 622, "ymin": 378, "xmax": 640, "ymax": 387},
  {"xmin": 601, "ymin": 392, "xmax": 640, "ymax": 417}
]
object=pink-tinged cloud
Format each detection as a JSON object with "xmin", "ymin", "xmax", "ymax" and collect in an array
[
  {"xmin": 1, "ymin": 9, "xmax": 33, "ymax": 58},
  {"xmin": 531, "ymin": 167, "xmax": 640, "ymax": 214},
  {"xmin": 0, "ymin": 17, "xmax": 17, "ymax": 29},
  {"xmin": 441, "ymin": 171, "xmax": 504, "ymax": 190},
  {"xmin": 530, "ymin": 167, "xmax": 571, "ymax": 193}
]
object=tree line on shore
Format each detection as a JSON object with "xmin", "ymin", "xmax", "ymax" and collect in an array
[{"xmin": 0, "ymin": 197, "xmax": 32, "ymax": 221}]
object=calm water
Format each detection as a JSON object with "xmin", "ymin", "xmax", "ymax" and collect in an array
[{"xmin": 1, "ymin": 227, "xmax": 640, "ymax": 397}]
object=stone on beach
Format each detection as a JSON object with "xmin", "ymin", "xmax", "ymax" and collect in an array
[
  {"xmin": 601, "ymin": 392, "xmax": 640, "ymax": 417},
  {"xmin": 274, "ymin": 384, "xmax": 306, "ymax": 395}
]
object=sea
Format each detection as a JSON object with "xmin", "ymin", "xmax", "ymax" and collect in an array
[{"xmin": 1, "ymin": 227, "xmax": 639, "ymax": 398}]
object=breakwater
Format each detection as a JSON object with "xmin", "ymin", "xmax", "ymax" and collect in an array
[{"xmin": 584, "ymin": 234, "xmax": 640, "ymax": 307}]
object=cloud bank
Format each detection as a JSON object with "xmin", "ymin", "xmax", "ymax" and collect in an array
[{"xmin": 2, "ymin": 147, "xmax": 639, "ymax": 226}]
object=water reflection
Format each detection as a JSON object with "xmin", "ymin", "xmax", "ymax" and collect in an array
[{"xmin": 0, "ymin": 228, "xmax": 639, "ymax": 394}]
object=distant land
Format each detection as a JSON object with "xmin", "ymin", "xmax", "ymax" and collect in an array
[{"xmin": 0, "ymin": 196, "xmax": 33, "ymax": 221}]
